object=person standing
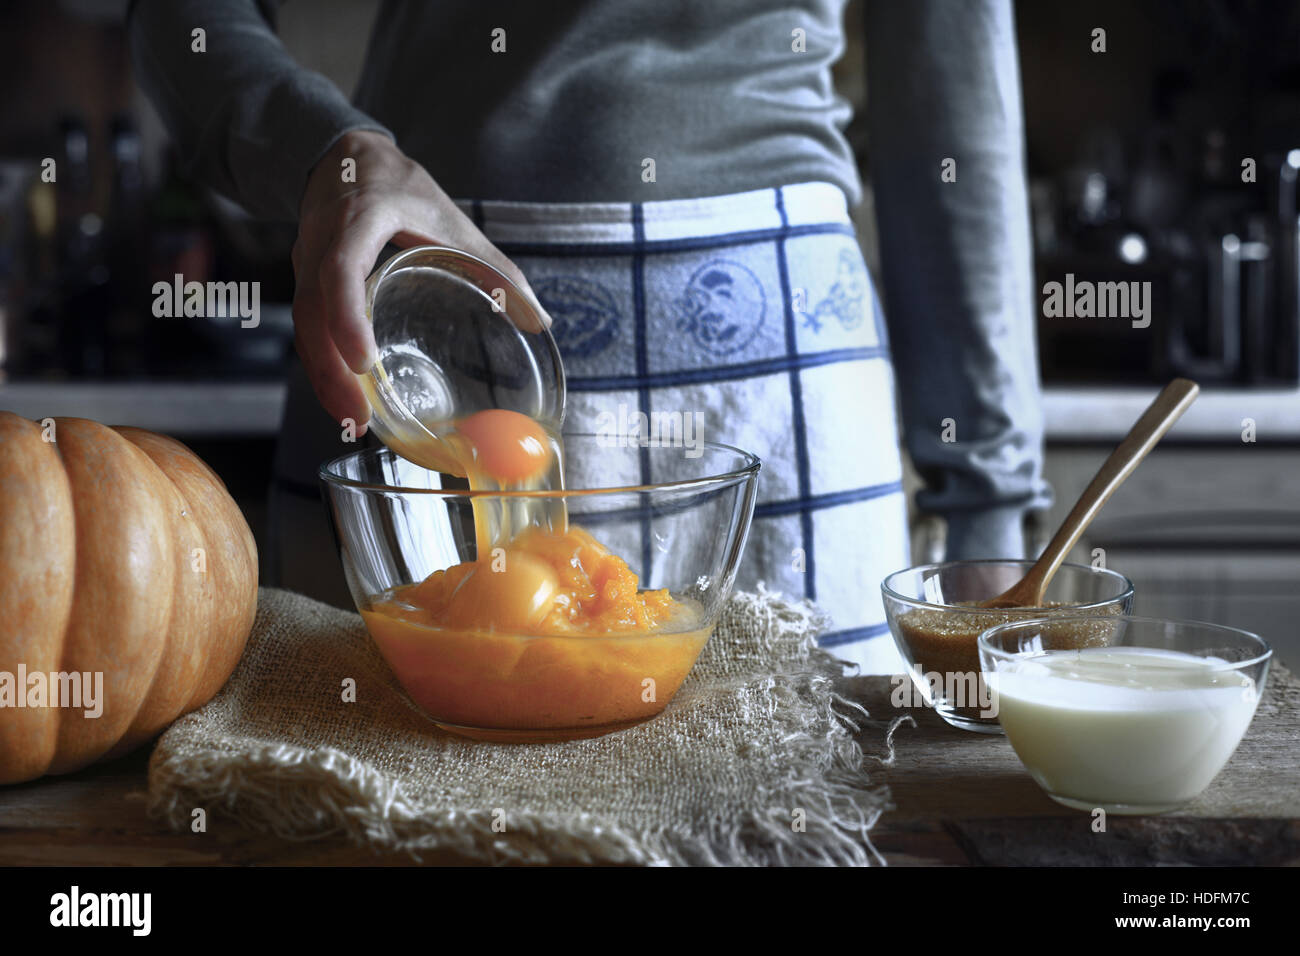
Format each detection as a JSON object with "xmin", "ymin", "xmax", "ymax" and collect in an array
[{"xmin": 129, "ymin": 0, "xmax": 1051, "ymax": 673}]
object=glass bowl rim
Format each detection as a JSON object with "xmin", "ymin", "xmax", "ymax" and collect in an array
[
  {"xmin": 880, "ymin": 558, "xmax": 1135, "ymax": 613},
  {"xmin": 319, "ymin": 432, "xmax": 762, "ymax": 497},
  {"xmin": 976, "ymin": 612, "xmax": 1273, "ymax": 671}
]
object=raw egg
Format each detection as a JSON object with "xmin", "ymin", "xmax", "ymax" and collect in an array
[
  {"xmin": 439, "ymin": 550, "xmax": 559, "ymax": 632},
  {"xmin": 457, "ymin": 409, "xmax": 552, "ymax": 483}
]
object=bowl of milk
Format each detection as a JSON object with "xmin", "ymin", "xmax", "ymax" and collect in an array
[{"xmin": 978, "ymin": 615, "xmax": 1272, "ymax": 815}]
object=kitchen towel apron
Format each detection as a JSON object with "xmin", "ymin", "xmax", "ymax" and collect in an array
[{"xmin": 269, "ymin": 182, "xmax": 909, "ymax": 675}]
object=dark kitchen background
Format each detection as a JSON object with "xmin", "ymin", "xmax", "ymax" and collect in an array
[{"xmin": 2, "ymin": 0, "xmax": 1298, "ymax": 665}]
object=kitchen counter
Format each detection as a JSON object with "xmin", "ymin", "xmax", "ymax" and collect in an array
[
  {"xmin": 1, "ymin": 663, "xmax": 1294, "ymax": 866},
  {"xmin": 1044, "ymin": 384, "xmax": 1300, "ymax": 442},
  {"xmin": 0, "ymin": 381, "xmax": 286, "ymax": 437},
  {"xmin": 2, "ymin": 380, "xmax": 1298, "ymax": 442}
]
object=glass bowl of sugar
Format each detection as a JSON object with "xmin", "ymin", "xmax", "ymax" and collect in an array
[{"xmin": 881, "ymin": 560, "xmax": 1134, "ymax": 733}]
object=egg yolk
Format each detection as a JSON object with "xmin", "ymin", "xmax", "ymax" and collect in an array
[
  {"xmin": 409, "ymin": 550, "xmax": 559, "ymax": 632},
  {"xmin": 456, "ymin": 408, "xmax": 552, "ymax": 484}
]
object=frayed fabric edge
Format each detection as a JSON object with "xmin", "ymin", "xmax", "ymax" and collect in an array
[{"xmin": 146, "ymin": 589, "xmax": 893, "ymax": 866}]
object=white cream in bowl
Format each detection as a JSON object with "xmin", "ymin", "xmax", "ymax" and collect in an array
[{"xmin": 988, "ymin": 647, "xmax": 1261, "ymax": 813}]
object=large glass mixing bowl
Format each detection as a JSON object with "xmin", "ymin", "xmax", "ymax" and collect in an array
[{"xmin": 320, "ymin": 436, "xmax": 761, "ymax": 742}]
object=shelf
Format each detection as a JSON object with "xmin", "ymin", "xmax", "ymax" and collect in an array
[
  {"xmin": 0, "ymin": 381, "xmax": 287, "ymax": 437},
  {"xmin": 1045, "ymin": 385, "xmax": 1300, "ymax": 441}
]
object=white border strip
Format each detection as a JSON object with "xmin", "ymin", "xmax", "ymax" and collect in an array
[{"xmin": 455, "ymin": 181, "xmax": 851, "ymax": 246}]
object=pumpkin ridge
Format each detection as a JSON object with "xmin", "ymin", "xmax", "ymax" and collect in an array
[
  {"xmin": 43, "ymin": 419, "xmax": 76, "ymax": 723},
  {"xmin": 48, "ymin": 420, "xmax": 177, "ymax": 774},
  {"xmin": 0, "ymin": 412, "xmax": 74, "ymax": 783},
  {"xmin": 113, "ymin": 443, "xmax": 190, "ymax": 755},
  {"xmin": 111, "ymin": 427, "xmax": 257, "ymax": 734},
  {"xmin": 112, "ymin": 431, "xmax": 206, "ymax": 752}
]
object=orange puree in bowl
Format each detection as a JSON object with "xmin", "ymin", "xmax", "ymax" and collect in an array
[{"xmin": 360, "ymin": 525, "xmax": 711, "ymax": 738}]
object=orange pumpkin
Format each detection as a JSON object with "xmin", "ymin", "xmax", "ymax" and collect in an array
[{"xmin": 0, "ymin": 414, "xmax": 257, "ymax": 784}]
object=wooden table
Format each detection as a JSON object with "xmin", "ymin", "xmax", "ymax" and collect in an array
[
  {"xmin": 2, "ymin": 665, "xmax": 1295, "ymax": 866},
  {"xmin": 851, "ymin": 661, "xmax": 1300, "ymax": 866}
]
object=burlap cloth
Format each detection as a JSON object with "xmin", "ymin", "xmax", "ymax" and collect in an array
[{"xmin": 147, "ymin": 587, "xmax": 905, "ymax": 865}]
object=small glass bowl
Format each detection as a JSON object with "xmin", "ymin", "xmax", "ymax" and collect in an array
[
  {"xmin": 979, "ymin": 615, "xmax": 1272, "ymax": 815},
  {"xmin": 320, "ymin": 436, "xmax": 760, "ymax": 742},
  {"xmin": 359, "ymin": 245, "xmax": 565, "ymax": 468},
  {"xmin": 881, "ymin": 560, "xmax": 1134, "ymax": 733}
]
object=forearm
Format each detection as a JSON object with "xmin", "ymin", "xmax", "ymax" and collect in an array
[
  {"xmin": 128, "ymin": 0, "xmax": 390, "ymax": 221},
  {"xmin": 864, "ymin": 0, "xmax": 1051, "ymax": 557}
]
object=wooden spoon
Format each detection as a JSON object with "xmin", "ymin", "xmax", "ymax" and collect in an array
[{"xmin": 979, "ymin": 378, "xmax": 1200, "ymax": 609}]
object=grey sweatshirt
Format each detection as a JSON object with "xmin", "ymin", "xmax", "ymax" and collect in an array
[{"xmin": 128, "ymin": 0, "xmax": 1051, "ymax": 558}]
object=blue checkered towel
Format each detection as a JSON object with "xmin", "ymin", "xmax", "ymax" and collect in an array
[{"xmin": 464, "ymin": 183, "xmax": 909, "ymax": 674}]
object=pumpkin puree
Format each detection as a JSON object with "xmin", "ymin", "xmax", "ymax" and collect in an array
[{"xmin": 360, "ymin": 525, "xmax": 709, "ymax": 734}]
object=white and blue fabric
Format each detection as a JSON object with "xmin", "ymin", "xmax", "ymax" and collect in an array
[{"xmin": 462, "ymin": 182, "xmax": 909, "ymax": 674}]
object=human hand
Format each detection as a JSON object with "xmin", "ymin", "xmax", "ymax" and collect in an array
[{"xmin": 292, "ymin": 130, "xmax": 550, "ymax": 433}]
